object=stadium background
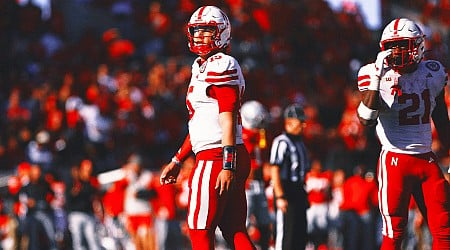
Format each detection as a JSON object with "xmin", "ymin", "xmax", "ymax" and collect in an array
[{"xmin": 0, "ymin": 0, "xmax": 448, "ymax": 249}]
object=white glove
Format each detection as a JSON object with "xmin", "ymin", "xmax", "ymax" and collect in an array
[
  {"xmin": 368, "ymin": 49, "xmax": 392, "ymax": 91},
  {"xmin": 374, "ymin": 49, "xmax": 392, "ymax": 78}
]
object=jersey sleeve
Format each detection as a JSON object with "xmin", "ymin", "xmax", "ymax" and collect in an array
[
  {"xmin": 174, "ymin": 134, "xmax": 193, "ymax": 162},
  {"xmin": 424, "ymin": 60, "xmax": 447, "ymax": 96},
  {"xmin": 357, "ymin": 63, "xmax": 376, "ymax": 92},
  {"xmin": 207, "ymin": 85, "xmax": 239, "ymax": 113},
  {"xmin": 205, "ymin": 54, "xmax": 241, "ymax": 86},
  {"xmin": 269, "ymin": 136, "xmax": 288, "ymax": 167}
]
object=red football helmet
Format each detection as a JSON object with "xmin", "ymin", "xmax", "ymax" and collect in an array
[{"xmin": 187, "ymin": 6, "xmax": 231, "ymax": 56}]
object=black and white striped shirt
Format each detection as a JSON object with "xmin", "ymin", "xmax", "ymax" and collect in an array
[{"xmin": 270, "ymin": 133, "xmax": 310, "ymax": 184}]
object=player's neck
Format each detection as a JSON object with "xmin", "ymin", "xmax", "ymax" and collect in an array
[{"xmin": 197, "ymin": 58, "xmax": 206, "ymax": 66}]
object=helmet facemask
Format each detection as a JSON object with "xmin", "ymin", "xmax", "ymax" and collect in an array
[
  {"xmin": 379, "ymin": 18, "xmax": 425, "ymax": 71},
  {"xmin": 381, "ymin": 37, "xmax": 424, "ymax": 70},
  {"xmin": 187, "ymin": 25, "xmax": 219, "ymax": 56}
]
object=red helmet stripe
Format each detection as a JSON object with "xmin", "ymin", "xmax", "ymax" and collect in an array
[
  {"xmin": 197, "ymin": 6, "xmax": 207, "ymax": 20},
  {"xmin": 393, "ymin": 18, "xmax": 401, "ymax": 36}
]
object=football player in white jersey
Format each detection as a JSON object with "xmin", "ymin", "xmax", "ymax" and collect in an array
[
  {"xmin": 159, "ymin": 6, "xmax": 255, "ymax": 250},
  {"xmin": 357, "ymin": 18, "xmax": 450, "ymax": 249}
]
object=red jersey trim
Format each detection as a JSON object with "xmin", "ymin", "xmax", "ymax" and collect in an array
[
  {"xmin": 358, "ymin": 75, "xmax": 370, "ymax": 81},
  {"xmin": 207, "ymin": 69, "xmax": 238, "ymax": 76},
  {"xmin": 358, "ymin": 75, "xmax": 371, "ymax": 87},
  {"xmin": 205, "ymin": 75, "xmax": 239, "ymax": 83},
  {"xmin": 358, "ymin": 81, "xmax": 371, "ymax": 87}
]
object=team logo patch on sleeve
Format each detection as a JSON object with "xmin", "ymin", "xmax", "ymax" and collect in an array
[{"xmin": 425, "ymin": 61, "xmax": 440, "ymax": 71}]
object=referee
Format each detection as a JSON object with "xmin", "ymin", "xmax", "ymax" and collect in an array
[{"xmin": 270, "ymin": 103, "xmax": 310, "ymax": 250}]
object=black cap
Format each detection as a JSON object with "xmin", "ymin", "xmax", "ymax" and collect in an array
[{"xmin": 283, "ymin": 103, "xmax": 306, "ymax": 121}]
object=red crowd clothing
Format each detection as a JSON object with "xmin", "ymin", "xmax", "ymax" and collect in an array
[
  {"xmin": 0, "ymin": 213, "xmax": 13, "ymax": 243},
  {"xmin": 152, "ymin": 178, "xmax": 177, "ymax": 221},
  {"xmin": 305, "ymin": 170, "xmax": 333, "ymax": 205},
  {"xmin": 6, "ymin": 105, "xmax": 31, "ymax": 124},
  {"xmin": 102, "ymin": 179, "xmax": 127, "ymax": 217},
  {"xmin": 127, "ymin": 215, "xmax": 153, "ymax": 234},
  {"xmin": 340, "ymin": 174, "xmax": 377, "ymax": 215},
  {"xmin": 337, "ymin": 107, "xmax": 367, "ymax": 151},
  {"xmin": 242, "ymin": 127, "xmax": 264, "ymax": 170}
]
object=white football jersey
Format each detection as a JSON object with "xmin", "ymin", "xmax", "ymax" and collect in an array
[
  {"xmin": 358, "ymin": 60, "xmax": 447, "ymax": 154},
  {"xmin": 187, "ymin": 52, "xmax": 245, "ymax": 154}
]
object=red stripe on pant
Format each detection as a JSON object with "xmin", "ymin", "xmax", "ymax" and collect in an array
[
  {"xmin": 187, "ymin": 145, "xmax": 255, "ymax": 250},
  {"xmin": 377, "ymin": 150, "xmax": 450, "ymax": 250}
]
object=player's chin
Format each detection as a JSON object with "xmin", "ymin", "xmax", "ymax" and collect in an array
[{"xmin": 193, "ymin": 41, "xmax": 205, "ymax": 46}]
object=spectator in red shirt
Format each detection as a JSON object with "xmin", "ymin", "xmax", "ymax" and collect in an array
[
  {"xmin": 340, "ymin": 165, "xmax": 378, "ymax": 250},
  {"xmin": 6, "ymin": 88, "xmax": 31, "ymax": 127},
  {"xmin": 0, "ymin": 198, "xmax": 16, "ymax": 250},
  {"xmin": 152, "ymin": 175, "xmax": 183, "ymax": 250},
  {"xmin": 147, "ymin": 2, "xmax": 171, "ymax": 37},
  {"xmin": 102, "ymin": 28, "xmax": 135, "ymax": 67},
  {"xmin": 304, "ymin": 159, "xmax": 333, "ymax": 248}
]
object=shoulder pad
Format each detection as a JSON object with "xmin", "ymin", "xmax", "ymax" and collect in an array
[
  {"xmin": 421, "ymin": 60, "xmax": 447, "ymax": 86},
  {"xmin": 205, "ymin": 53, "xmax": 241, "ymax": 85},
  {"xmin": 358, "ymin": 63, "xmax": 376, "ymax": 77}
]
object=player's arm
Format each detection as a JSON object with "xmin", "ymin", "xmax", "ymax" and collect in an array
[
  {"xmin": 209, "ymin": 84, "xmax": 240, "ymax": 194},
  {"xmin": 205, "ymin": 56, "xmax": 242, "ymax": 193},
  {"xmin": 431, "ymin": 89, "xmax": 449, "ymax": 156},
  {"xmin": 358, "ymin": 90, "xmax": 381, "ymax": 127},
  {"xmin": 270, "ymin": 164, "xmax": 284, "ymax": 199},
  {"xmin": 269, "ymin": 139, "xmax": 289, "ymax": 212},
  {"xmin": 357, "ymin": 50, "xmax": 392, "ymax": 126},
  {"xmin": 160, "ymin": 134, "xmax": 192, "ymax": 185},
  {"xmin": 172, "ymin": 134, "xmax": 193, "ymax": 165},
  {"xmin": 270, "ymin": 164, "xmax": 288, "ymax": 213},
  {"xmin": 217, "ymin": 86, "xmax": 238, "ymax": 145}
]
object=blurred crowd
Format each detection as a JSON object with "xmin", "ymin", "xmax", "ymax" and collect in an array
[{"xmin": 0, "ymin": 0, "xmax": 449, "ymax": 249}]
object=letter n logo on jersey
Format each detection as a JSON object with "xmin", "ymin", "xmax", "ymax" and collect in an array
[{"xmin": 391, "ymin": 157, "xmax": 398, "ymax": 167}]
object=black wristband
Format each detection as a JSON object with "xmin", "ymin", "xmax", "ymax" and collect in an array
[{"xmin": 222, "ymin": 145, "xmax": 236, "ymax": 172}]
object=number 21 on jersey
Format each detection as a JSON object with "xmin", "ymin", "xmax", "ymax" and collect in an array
[{"xmin": 398, "ymin": 89, "xmax": 431, "ymax": 125}]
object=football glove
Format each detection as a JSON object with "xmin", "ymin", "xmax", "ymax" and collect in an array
[{"xmin": 368, "ymin": 49, "xmax": 392, "ymax": 91}]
